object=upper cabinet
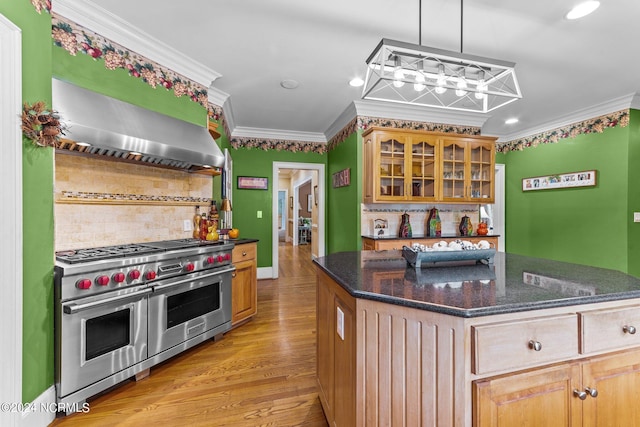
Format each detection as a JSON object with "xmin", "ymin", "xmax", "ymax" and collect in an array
[{"xmin": 363, "ymin": 127, "xmax": 497, "ymax": 204}]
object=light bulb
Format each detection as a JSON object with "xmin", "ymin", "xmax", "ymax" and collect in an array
[
  {"xmin": 414, "ymin": 74, "xmax": 426, "ymax": 92},
  {"xmin": 393, "ymin": 68, "xmax": 405, "ymax": 88},
  {"xmin": 435, "ymin": 86, "xmax": 447, "ymax": 94},
  {"xmin": 456, "ymin": 79, "xmax": 467, "ymax": 97},
  {"xmin": 435, "ymin": 64, "xmax": 447, "ymax": 94},
  {"xmin": 475, "ymin": 83, "xmax": 487, "ymax": 100}
]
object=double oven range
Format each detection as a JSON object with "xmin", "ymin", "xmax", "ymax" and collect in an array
[{"xmin": 54, "ymin": 239, "xmax": 235, "ymax": 408}]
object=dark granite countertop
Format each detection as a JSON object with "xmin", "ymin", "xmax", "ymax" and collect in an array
[
  {"xmin": 313, "ymin": 251, "xmax": 640, "ymax": 318},
  {"xmin": 362, "ymin": 234, "xmax": 500, "ymax": 240}
]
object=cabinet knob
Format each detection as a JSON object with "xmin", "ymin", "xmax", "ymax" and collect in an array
[
  {"xmin": 585, "ymin": 387, "xmax": 598, "ymax": 398},
  {"xmin": 573, "ymin": 389, "xmax": 587, "ymax": 400},
  {"xmin": 242, "ymin": 251, "xmax": 247, "ymax": 256},
  {"xmin": 623, "ymin": 325, "xmax": 637, "ymax": 334},
  {"xmin": 232, "ymin": 272, "xmax": 236, "ymax": 278},
  {"xmin": 528, "ymin": 340, "xmax": 542, "ymax": 351}
]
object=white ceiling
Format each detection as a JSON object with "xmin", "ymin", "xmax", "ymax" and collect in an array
[{"xmin": 81, "ymin": 0, "xmax": 640, "ymax": 141}]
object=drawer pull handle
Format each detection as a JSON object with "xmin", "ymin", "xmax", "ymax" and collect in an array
[
  {"xmin": 585, "ymin": 387, "xmax": 598, "ymax": 398},
  {"xmin": 528, "ymin": 340, "xmax": 542, "ymax": 351},
  {"xmin": 573, "ymin": 389, "xmax": 587, "ymax": 400},
  {"xmin": 623, "ymin": 325, "xmax": 637, "ymax": 334}
]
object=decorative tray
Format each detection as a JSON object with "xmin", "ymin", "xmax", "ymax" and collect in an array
[{"xmin": 402, "ymin": 245, "xmax": 496, "ymax": 269}]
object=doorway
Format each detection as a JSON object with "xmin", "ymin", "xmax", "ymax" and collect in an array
[{"xmin": 272, "ymin": 162, "xmax": 325, "ymax": 279}]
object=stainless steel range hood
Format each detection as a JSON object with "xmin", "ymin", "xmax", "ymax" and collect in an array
[{"xmin": 52, "ymin": 78, "xmax": 224, "ymax": 171}]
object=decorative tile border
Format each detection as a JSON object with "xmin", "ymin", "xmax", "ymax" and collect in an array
[
  {"xmin": 497, "ymin": 109, "xmax": 629, "ymax": 153},
  {"xmin": 51, "ymin": 13, "xmax": 209, "ymax": 108},
  {"xmin": 59, "ymin": 191, "xmax": 211, "ymax": 204}
]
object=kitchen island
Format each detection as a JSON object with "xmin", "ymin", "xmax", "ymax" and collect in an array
[{"xmin": 313, "ymin": 251, "xmax": 640, "ymax": 426}]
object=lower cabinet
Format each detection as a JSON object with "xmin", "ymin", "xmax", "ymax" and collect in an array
[
  {"xmin": 474, "ymin": 348, "xmax": 640, "ymax": 427},
  {"xmin": 316, "ymin": 269, "xmax": 356, "ymax": 427},
  {"xmin": 231, "ymin": 242, "xmax": 257, "ymax": 326}
]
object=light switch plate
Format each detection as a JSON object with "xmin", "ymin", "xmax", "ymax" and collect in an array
[
  {"xmin": 634, "ymin": 212, "xmax": 640, "ymax": 223},
  {"xmin": 257, "ymin": 210, "xmax": 262, "ymax": 219},
  {"xmin": 336, "ymin": 307, "xmax": 344, "ymax": 340}
]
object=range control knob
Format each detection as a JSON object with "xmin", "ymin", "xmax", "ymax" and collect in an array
[
  {"xmin": 76, "ymin": 279, "xmax": 92, "ymax": 289},
  {"xmin": 185, "ymin": 263, "xmax": 195, "ymax": 272},
  {"xmin": 217, "ymin": 255, "xmax": 225, "ymax": 263},
  {"xmin": 145, "ymin": 271, "xmax": 157, "ymax": 280},
  {"xmin": 224, "ymin": 253, "xmax": 231, "ymax": 261},
  {"xmin": 113, "ymin": 272, "xmax": 125, "ymax": 283},
  {"xmin": 207, "ymin": 256, "xmax": 216, "ymax": 264},
  {"xmin": 128, "ymin": 269, "xmax": 141, "ymax": 280},
  {"xmin": 96, "ymin": 275, "xmax": 110, "ymax": 286}
]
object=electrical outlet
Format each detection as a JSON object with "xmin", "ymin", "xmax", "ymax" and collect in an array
[
  {"xmin": 336, "ymin": 307, "xmax": 344, "ymax": 340},
  {"xmin": 183, "ymin": 220, "xmax": 192, "ymax": 232},
  {"xmin": 635, "ymin": 212, "xmax": 640, "ymax": 223},
  {"xmin": 257, "ymin": 210, "xmax": 262, "ymax": 219}
]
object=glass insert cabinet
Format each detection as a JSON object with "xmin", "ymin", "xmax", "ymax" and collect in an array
[{"xmin": 363, "ymin": 127, "xmax": 496, "ymax": 204}]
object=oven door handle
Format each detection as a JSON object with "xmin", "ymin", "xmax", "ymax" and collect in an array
[
  {"xmin": 63, "ymin": 288, "xmax": 152, "ymax": 314},
  {"xmin": 151, "ymin": 266, "xmax": 236, "ymax": 293}
]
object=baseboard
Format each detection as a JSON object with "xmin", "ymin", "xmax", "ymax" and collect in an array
[
  {"xmin": 21, "ymin": 385, "xmax": 56, "ymax": 427},
  {"xmin": 257, "ymin": 266, "xmax": 273, "ymax": 280}
]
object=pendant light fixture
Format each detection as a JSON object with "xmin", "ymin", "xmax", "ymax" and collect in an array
[{"xmin": 361, "ymin": 0, "xmax": 522, "ymax": 113}]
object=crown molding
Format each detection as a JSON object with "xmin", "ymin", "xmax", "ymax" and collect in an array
[
  {"xmin": 352, "ymin": 99, "xmax": 489, "ymax": 128},
  {"xmin": 208, "ymin": 86, "xmax": 230, "ymax": 108},
  {"xmin": 54, "ymin": 0, "xmax": 221, "ymax": 87},
  {"xmin": 232, "ymin": 126, "xmax": 327, "ymax": 143},
  {"xmin": 497, "ymin": 93, "xmax": 639, "ymax": 143},
  {"xmin": 324, "ymin": 102, "xmax": 358, "ymax": 142}
]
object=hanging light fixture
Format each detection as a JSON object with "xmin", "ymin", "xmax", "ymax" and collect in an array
[{"xmin": 361, "ymin": 0, "xmax": 522, "ymax": 113}]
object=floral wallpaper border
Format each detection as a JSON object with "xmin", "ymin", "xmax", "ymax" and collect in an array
[
  {"xmin": 31, "ymin": 0, "xmax": 51, "ymax": 14},
  {"xmin": 228, "ymin": 136, "xmax": 326, "ymax": 154},
  {"xmin": 51, "ymin": 13, "xmax": 210, "ymax": 108},
  {"xmin": 497, "ymin": 109, "xmax": 629, "ymax": 153}
]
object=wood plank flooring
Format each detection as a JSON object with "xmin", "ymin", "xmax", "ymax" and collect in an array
[{"xmin": 50, "ymin": 243, "xmax": 327, "ymax": 427}]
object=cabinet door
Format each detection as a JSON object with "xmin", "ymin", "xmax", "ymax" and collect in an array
[
  {"xmin": 376, "ymin": 134, "xmax": 409, "ymax": 201},
  {"xmin": 231, "ymin": 259, "xmax": 257, "ymax": 324},
  {"xmin": 469, "ymin": 141, "xmax": 495, "ymax": 202},
  {"xmin": 582, "ymin": 349, "xmax": 640, "ymax": 426},
  {"xmin": 440, "ymin": 138, "xmax": 467, "ymax": 201},
  {"xmin": 474, "ymin": 363, "xmax": 582, "ymax": 427},
  {"xmin": 408, "ymin": 135, "xmax": 438, "ymax": 201}
]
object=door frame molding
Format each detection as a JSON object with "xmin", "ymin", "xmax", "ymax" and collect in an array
[
  {"xmin": 0, "ymin": 13, "xmax": 23, "ymax": 427},
  {"xmin": 271, "ymin": 162, "xmax": 325, "ymax": 278}
]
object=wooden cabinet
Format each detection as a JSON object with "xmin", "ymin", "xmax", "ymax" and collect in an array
[
  {"xmin": 362, "ymin": 127, "xmax": 496, "ymax": 204},
  {"xmin": 474, "ymin": 348, "xmax": 640, "ymax": 427},
  {"xmin": 231, "ymin": 242, "xmax": 257, "ymax": 326},
  {"xmin": 362, "ymin": 235, "xmax": 499, "ymax": 251}
]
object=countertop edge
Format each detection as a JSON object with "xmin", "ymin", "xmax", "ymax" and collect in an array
[{"xmin": 313, "ymin": 259, "xmax": 640, "ymax": 318}]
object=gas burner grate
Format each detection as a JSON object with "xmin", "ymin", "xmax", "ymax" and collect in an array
[{"xmin": 56, "ymin": 244, "xmax": 165, "ymax": 263}]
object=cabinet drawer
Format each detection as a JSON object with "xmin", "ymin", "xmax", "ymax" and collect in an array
[
  {"xmin": 579, "ymin": 305, "xmax": 640, "ymax": 354},
  {"xmin": 232, "ymin": 243, "xmax": 256, "ymax": 262},
  {"xmin": 472, "ymin": 314, "xmax": 579, "ymax": 375}
]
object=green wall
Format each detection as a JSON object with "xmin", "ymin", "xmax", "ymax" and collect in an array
[
  {"xmin": 0, "ymin": 0, "xmax": 55, "ymax": 403},
  {"xmin": 327, "ymin": 131, "xmax": 362, "ymax": 253},
  {"xmin": 215, "ymin": 133, "xmax": 325, "ymax": 267},
  {"xmin": 503, "ymin": 123, "xmax": 631, "ymax": 272},
  {"xmin": 626, "ymin": 109, "xmax": 640, "ymax": 277}
]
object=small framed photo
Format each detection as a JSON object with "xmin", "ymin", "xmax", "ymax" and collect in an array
[{"xmin": 237, "ymin": 176, "xmax": 268, "ymax": 190}]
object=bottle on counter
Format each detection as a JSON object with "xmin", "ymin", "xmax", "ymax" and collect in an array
[
  {"xmin": 199, "ymin": 212, "xmax": 209, "ymax": 240},
  {"xmin": 193, "ymin": 206, "xmax": 201, "ymax": 239},
  {"xmin": 209, "ymin": 200, "xmax": 219, "ymax": 231}
]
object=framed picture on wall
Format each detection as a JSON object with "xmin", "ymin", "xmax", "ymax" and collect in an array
[
  {"xmin": 237, "ymin": 176, "xmax": 268, "ymax": 190},
  {"xmin": 522, "ymin": 170, "xmax": 597, "ymax": 191}
]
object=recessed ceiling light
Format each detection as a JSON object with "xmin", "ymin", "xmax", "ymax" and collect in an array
[
  {"xmin": 565, "ymin": 1, "xmax": 600, "ymax": 20},
  {"xmin": 349, "ymin": 77, "xmax": 364, "ymax": 87},
  {"xmin": 280, "ymin": 79, "xmax": 299, "ymax": 89},
  {"xmin": 505, "ymin": 118, "xmax": 519, "ymax": 125}
]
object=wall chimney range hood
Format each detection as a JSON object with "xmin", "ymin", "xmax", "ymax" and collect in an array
[{"xmin": 52, "ymin": 78, "xmax": 224, "ymax": 172}]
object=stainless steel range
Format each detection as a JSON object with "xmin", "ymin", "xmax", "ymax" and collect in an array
[{"xmin": 54, "ymin": 239, "xmax": 235, "ymax": 409}]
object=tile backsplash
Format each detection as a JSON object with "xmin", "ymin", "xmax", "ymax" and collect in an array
[
  {"xmin": 55, "ymin": 154, "xmax": 213, "ymax": 250},
  {"xmin": 362, "ymin": 203, "xmax": 481, "ymax": 237}
]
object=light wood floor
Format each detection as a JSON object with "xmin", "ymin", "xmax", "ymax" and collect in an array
[{"xmin": 50, "ymin": 243, "xmax": 327, "ymax": 427}]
